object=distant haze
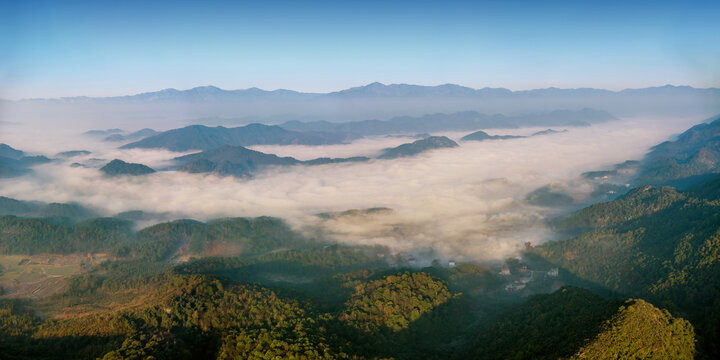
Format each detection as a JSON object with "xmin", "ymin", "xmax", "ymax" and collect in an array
[{"xmin": 1, "ymin": 83, "xmax": 719, "ymax": 131}]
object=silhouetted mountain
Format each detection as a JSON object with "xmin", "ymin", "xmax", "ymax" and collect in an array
[
  {"xmin": 122, "ymin": 123, "xmax": 351, "ymax": 151},
  {"xmin": 282, "ymin": 109, "xmax": 611, "ymax": 136},
  {"xmin": 635, "ymin": 114, "xmax": 720, "ymax": 186},
  {"xmin": 378, "ymin": 136, "xmax": 459, "ymax": 159},
  {"xmin": 460, "ymin": 130, "xmax": 524, "ymax": 141},
  {"xmin": 100, "ymin": 159, "xmax": 156, "ymax": 176}
]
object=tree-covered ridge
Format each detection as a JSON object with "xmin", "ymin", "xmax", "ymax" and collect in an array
[
  {"xmin": 533, "ymin": 177, "xmax": 720, "ymax": 357},
  {"xmin": 549, "ymin": 185, "xmax": 686, "ymax": 235},
  {"xmin": 1, "ymin": 273, "xmax": 348, "ymax": 359},
  {"xmin": 0, "ymin": 215, "xmax": 307, "ymax": 259},
  {"xmin": 571, "ymin": 299, "xmax": 694, "ymax": 360},
  {"xmin": 339, "ymin": 271, "xmax": 453, "ymax": 332},
  {"xmin": 469, "ymin": 287, "xmax": 623, "ymax": 360},
  {"xmin": 469, "ymin": 287, "xmax": 694, "ymax": 360},
  {"xmin": 0, "ymin": 216, "xmax": 134, "ymax": 254},
  {"xmin": 635, "ymin": 114, "xmax": 720, "ymax": 186},
  {"xmin": 0, "ymin": 197, "xmax": 98, "ymax": 221}
]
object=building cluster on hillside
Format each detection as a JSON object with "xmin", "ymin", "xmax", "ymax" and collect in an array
[{"xmin": 501, "ymin": 264, "xmax": 559, "ymax": 292}]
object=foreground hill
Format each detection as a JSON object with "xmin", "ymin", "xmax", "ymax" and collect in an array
[
  {"xmin": 531, "ymin": 175, "xmax": 720, "ymax": 357},
  {"xmin": 470, "ymin": 286, "xmax": 694, "ymax": 360},
  {"xmin": 121, "ymin": 123, "xmax": 352, "ymax": 151}
]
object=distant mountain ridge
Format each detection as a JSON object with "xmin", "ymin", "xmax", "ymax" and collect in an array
[
  {"xmin": 8, "ymin": 83, "xmax": 718, "ymax": 126},
  {"xmin": 15, "ymin": 83, "xmax": 719, "ymax": 103},
  {"xmin": 281, "ymin": 109, "xmax": 607, "ymax": 136}
]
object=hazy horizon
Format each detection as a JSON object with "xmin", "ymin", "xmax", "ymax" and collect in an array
[{"xmin": 3, "ymin": 0, "xmax": 719, "ymax": 100}]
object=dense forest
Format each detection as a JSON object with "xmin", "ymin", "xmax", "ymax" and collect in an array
[
  {"xmin": 531, "ymin": 175, "xmax": 720, "ymax": 358},
  {"xmin": 0, "ymin": 196, "xmax": 705, "ymax": 359}
]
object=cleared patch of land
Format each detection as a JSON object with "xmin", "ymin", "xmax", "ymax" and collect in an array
[{"xmin": 0, "ymin": 253, "xmax": 110, "ymax": 298}]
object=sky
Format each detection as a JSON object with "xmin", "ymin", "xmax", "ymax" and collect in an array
[{"xmin": 1, "ymin": 0, "xmax": 719, "ymax": 99}]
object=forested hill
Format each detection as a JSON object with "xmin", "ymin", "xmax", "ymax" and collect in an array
[
  {"xmin": 531, "ymin": 174, "xmax": 720, "ymax": 357},
  {"xmin": 0, "ymin": 215, "xmax": 308, "ymax": 260},
  {"xmin": 469, "ymin": 286, "xmax": 694, "ymax": 360}
]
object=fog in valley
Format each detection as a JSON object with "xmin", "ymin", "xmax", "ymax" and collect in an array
[{"xmin": 0, "ymin": 114, "xmax": 706, "ymax": 263}]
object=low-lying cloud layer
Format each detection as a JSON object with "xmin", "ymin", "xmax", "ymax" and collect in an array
[{"xmin": 0, "ymin": 116, "xmax": 704, "ymax": 262}]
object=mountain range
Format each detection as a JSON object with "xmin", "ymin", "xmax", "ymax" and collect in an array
[
  {"xmin": 281, "ymin": 109, "xmax": 604, "ymax": 136},
  {"xmin": 7, "ymin": 84, "xmax": 719, "ymax": 129}
]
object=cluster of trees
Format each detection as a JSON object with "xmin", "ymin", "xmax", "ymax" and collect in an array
[{"xmin": 339, "ymin": 272, "xmax": 453, "ymax": 332}]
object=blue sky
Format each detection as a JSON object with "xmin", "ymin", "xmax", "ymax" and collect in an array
[{"xmin": 1, "ymin": 0, "xmax": 719, "ymax": 99}]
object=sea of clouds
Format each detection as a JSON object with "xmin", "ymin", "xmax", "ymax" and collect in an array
[{"xmin": 0, "ymin": 115, "xmax": 705, "ymax": 262}]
